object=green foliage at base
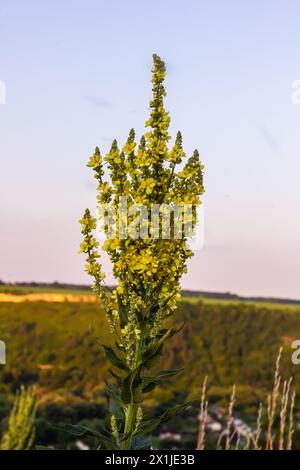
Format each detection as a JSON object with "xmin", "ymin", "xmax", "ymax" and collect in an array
[{"xmin": 0, "ymin": 385, "xmax": 37, "ymax": 450}]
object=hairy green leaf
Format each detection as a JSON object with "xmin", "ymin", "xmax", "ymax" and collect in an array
[
  {"xmin": 143, "ymin": 343, "xmax": 164, "ymax": 369},
  {"xmin": 159, "ymin": 400, "xmax": 196, "ymax": 423},
  {"xmin": 51, "ymin": 423, "xmax": 118, "ymax": 450},
  {"xmin": 142, "ymin": 368, "xmax": 183, "ymax": 393},
  {"xmin": 121, "ymin": 366, "xmax": 142, "ymax": 404},
  {"xmin": 102, "ymin": 345, "xmax": 129, "ymax": 372}
]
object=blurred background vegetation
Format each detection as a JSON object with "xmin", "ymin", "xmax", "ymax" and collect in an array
[{"xmin": 0, "ymin": 284, "xmax": 300, "ymax": 449}]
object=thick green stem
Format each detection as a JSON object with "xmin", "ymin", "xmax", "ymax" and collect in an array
[
  {"xmin": 122, "ymin": 336, "xmax": 143, "ymax": 450},
  {"xmin": 123, "ymin": 403, "xmax": 137, "ymax": 450}
]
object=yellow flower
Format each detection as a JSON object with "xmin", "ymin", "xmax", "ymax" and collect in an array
[
  {"xmin": 102, "ymin": 239, "xmax": 120, "ymax": 252},
  {"xmin": 134, "ymin": 328, "xmax": 141, "ymax": 340},
  {"xmin": 87, "ymin": 154, "xmax": 101, "ymax": 168}
]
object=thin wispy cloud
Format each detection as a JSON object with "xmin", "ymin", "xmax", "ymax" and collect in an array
[
  {"xmin": 83, "ymin": 94, "xmax": 112, "ymax": 108},
  {"xmin": 259, "ymin": 125, "xmax": 282, "ymax": 155}
]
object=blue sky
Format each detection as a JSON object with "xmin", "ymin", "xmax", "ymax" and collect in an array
[{"xmin": 0, "ymin": 0, "xmax": 300, "ymax": 298}]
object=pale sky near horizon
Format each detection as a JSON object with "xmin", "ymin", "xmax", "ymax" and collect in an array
[{"xmin": 1, "ymin": 0, "xmax": 300, "ymax": 299}]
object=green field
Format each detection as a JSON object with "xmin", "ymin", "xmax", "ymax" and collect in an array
[
  {"xmin": 183, "ymin": 295, "xmax": 300, "ymax": 311},
  {"xmin": 1, "ymin": 296, "xmax": 300, "ymax": 448},
  {"xmin": 0, "ymin": 298, "xmax": 299, "ymax": 402}
]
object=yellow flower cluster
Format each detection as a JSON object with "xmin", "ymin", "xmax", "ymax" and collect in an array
[
  {"xmin": 119, "ymin": 306, "xmax": 142, "ymax": 368},
  {"xmin": 80, "ymin": 54, "xmax": 204, "ymax": 368}
]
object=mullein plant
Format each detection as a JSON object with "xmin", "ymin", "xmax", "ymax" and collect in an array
[
  {"xmin": 78, "ymin": 55, "xmax": 204, "ymax": 450},
  {"xmin": 1, "ymin": 386, "xmax": 37, "ymax": 450}
]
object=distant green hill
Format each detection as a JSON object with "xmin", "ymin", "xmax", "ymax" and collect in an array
[{"xmin": 0, "ymin": 299, "xmax": 299, "ymax": 410}]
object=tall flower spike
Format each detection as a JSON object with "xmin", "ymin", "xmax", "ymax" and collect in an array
[
  {"xmin": 79, "ymin": 209, "xmax": 116, "ymax": 331},
  {"xmin": 169, "ymin": 131, "xmax": 184, "ymax": 165},
  {"xmin": 79, "ymin": 55, "xmax": 204, "ymax": 449},
  {"xmin": 123, "ymin": 128, "xmax": 138, "ymax": 189},
  {"xmin": 187, "ymin": 149, "xmax": 204, "ymax": 189},
  {"xmin": 144, "ymin": 55, "xmax": 171, "ymax": 200},
  {"xmin": 87, "ymin": 146, "xmax": 104, "ymax": 179}
]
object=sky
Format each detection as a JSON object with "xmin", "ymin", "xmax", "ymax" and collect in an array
[{"xmin": 0, "ymin": 0, "xmax": 300, "ymax": 299}]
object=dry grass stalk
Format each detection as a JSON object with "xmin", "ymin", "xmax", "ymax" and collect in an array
[
  {"xmin": 235, "ymin": 433, "xmax": 241, "ymax": 450},
  {"xmin": 266, "ymin": 347, "xmax": 282, "ymax": 450},
  {"xmin": 225, "ymin": 385, "xmax": 236, "ymax": 450},
  {"xmin": 243, "ymin": 433, "xmax": 251, "ymax": 450},
  {"xmin": 287, "ymin": 390, "xmax": 296, "ymax": 450},
  {"xmin": 278, "ymin": 380, "xmax": 287, "ymax": 450},
  {"xmin": 279, "ymin": 377, "xmax": 292, "ymax": 450},
  {"xmin": 216, "ymin": 429, "xmax": 225, "ymax": 450},
  {"xmin": 253, "ymin": 402, "xmax": 263, "ymax": 450},
  {"xmin": 196, "ymin": 376, "xmax": 208, "ymax": 450},
  {"xmin": 196, "ymin": 347, "xmax": 297, "ymax": 451}
]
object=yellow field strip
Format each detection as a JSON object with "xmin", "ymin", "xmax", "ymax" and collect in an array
[{"xmin": 0, "ymin": 293, "xmax": 97, "ymax": 303}]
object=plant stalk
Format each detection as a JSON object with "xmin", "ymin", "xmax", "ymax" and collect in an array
[
  {"xmin": 123, "ymin": 403, "xmax": 137, "ymax": 450},
  {"xmin": 123, "ymin": 336, "xmax": 143, "ymax": 450}
]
